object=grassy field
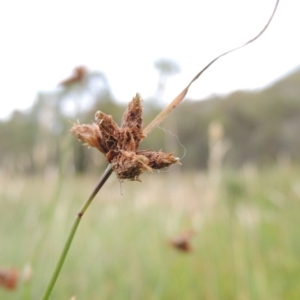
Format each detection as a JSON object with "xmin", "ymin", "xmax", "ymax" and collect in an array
[{"xmin": 1, "ymin": 166, "xmax": 300, "ymax": 299}]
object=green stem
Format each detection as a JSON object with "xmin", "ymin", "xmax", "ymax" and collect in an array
[{"xmin": 41, "ymin": 164, "xmax": 113, "ymax": 300}]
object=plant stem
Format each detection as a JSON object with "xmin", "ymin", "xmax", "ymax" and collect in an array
[{"xmin": 41, "ymin": 164, "xmax": 113, "ymax": 300}]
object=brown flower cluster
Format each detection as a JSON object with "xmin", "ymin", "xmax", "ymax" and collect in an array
[
  {"xmin": 169, "ymin": 230, "xmax": 195, "ymax": 253},
  {"xmin": 59, "ymin": 66, "xmax": 87, "ymax": 87},
  {"xmin": 71, "ymin": 94, "xmax": 180, "ymax": 181},
  {"xmin": 0, "ymin": 268, "xmax": 19, "ymax": 290}
]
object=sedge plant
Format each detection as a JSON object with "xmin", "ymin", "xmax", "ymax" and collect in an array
[{"xmin": 41, "ymin": 1, "xmax": 280, "ymax": 298}]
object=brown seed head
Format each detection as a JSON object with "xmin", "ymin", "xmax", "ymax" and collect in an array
[
  {"xmin": 169, "ymin": 230, "xmax": 195, "ymax": 253},
  {"xmin": 71, "ymin": 94, "xmax": 180, "ymax": 181},
  {"xmin": 0, "ymin": 268, "xmax": 19, "ymax": 290}
]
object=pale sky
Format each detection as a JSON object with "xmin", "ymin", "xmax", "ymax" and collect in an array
[{"xmin": 0, "ymin": 0, "xmax": 299, "ymax": 120}]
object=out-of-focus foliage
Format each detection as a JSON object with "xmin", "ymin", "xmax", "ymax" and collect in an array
[
  {"xmin": 1, "ymin": 67, "xmax": 300, "ymax": 174},
  {"xmin": 0, "ymin": 110, "xmax": 38, "ymax": 173},
  {"xmin": 2, "ymin": 167, "xmax": 300, "ymax": 299}
]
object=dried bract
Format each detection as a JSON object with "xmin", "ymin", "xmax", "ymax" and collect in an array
[{"xmin": 71, "ymin": 93, "xmax": 179, "ymax": 181}]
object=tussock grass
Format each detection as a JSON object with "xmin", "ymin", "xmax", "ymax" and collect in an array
[{"xmin": 1, "ymin": 166, "xmax": 300, "ymax": 299}]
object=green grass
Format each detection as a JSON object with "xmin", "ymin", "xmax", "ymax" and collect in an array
[{"xmin": 1, "ymin": 166, "xmax": 300, "ymax": 299}]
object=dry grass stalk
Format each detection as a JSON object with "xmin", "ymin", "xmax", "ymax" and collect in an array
[{"xmin": 22, "ymin": 263, "xmax": 32, "ymax": 284}]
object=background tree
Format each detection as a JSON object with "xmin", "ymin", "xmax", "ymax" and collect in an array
[{"xmin": 1, "ymin": 65, "xmax": 300, "ymax": 174}]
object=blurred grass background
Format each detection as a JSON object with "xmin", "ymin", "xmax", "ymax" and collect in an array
[{"xmin": 1, "ymin": 166, "xmax": 300, "ymax": 299}]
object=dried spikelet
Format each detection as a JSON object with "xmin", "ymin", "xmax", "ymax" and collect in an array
[
  {"xmin": 121, "ymin": 94, "xmax": 145, "ymax": 149},
  {"xmin": 121, "ymin": 93, "xmax": 143, "ymax": 130},
  {"xmin": 71, "ymin": 94, "xmax": 179, "ymax": 181},
  {"xmin": 0, "ymin": 268, "xmax": 19, "ymax": 290},
  {"xmin": 95, "ymin": 111, "xmax": 119, "ymax": 139},
  {"xmin": 138, "ymin": 150, "xmax": 180, "ymax": 169},
  {"xmin": 71, "ymin": 123, "xmax": 105, "ymax": 153},
  {"xmin": 95, "ymin": 111, "xmax": 119, "ymax": 153},
  {"xmin": 111, "ymin": 151, "xmax": 152, "ymax": 181}
]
